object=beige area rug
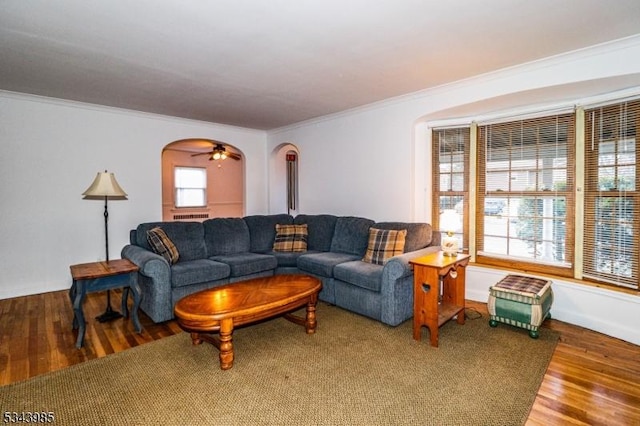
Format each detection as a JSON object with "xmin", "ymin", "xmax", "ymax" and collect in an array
[{"xmin": 0, "ymin": 303, "xmax": 558, "ymax": 425}]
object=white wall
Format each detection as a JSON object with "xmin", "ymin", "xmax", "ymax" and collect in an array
[
  {"xmin": 0, "ymin": 93, "xmax": 268, "ymax": 299},
  {"xmin": 267, "ymin": 35, "xmax": 640, "ymax": 345},
  {"xmin": 268, "ymin": 36, "xmax": 640, "ymax": 222},
  {"xmin": 268, "ymin": 106, "xmax": 416, "ymax": 221}
]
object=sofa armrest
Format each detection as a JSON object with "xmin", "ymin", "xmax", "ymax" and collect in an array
[
  {"xmin": 383, "ymin": 245, "xmax": 442, "ymax": 281},
  {"xmin": 121, "ymin": 244, "xmax": 170, "ymax": 282},
  {"xmin": 379, "ymin": 245, "xmax": 441, "ymax": 326},
  {"xmin": 121, "ymin": 244, "xmax": 174, "ymax": 323}
]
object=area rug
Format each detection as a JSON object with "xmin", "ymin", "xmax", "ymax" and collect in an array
[{"xmin": 0, "ymin": 303, "xmax": 558, "ymax": 425}]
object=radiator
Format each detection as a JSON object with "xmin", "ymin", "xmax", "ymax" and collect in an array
[{"xmin": 173, "ymin": 213, "xmax": 210, "ymax": 220}]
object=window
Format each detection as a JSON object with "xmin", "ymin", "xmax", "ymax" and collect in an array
[
  {"xmin": 432, "ymin": 127, "xmax": 470, "ymax": 250},
  {"xmin": 477, "ymin": 114, "xmax": 575, "ymax": 277},
  {"xmin": 174, "ymin": 167, "xmax": 207, "ymax": 208},
  {"xmin": 583, "ymin": 100, "xmax": 639, "ymax": 289},
  {"xmin": 431, "ymin": 99, "xmax": 640, "ymax": 291}
]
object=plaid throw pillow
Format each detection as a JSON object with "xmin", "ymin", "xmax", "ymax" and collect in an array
[
  {"xmin": 362, "ymin": 228, "xmax": 407, "ymax": 265},
  {"xmin": 273, "ymin": 224, "xmax": 308, "ymax": 252},
  {"xmin": 147, "ymin": 227, "xmax": 179, "ymax": 264}
]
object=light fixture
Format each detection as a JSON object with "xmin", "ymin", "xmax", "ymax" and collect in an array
[
  {"xmin": 82, "ymin": 170, "xmax": 128, "ymax": 322},
  {"xmin": 211, "ymin": 145, "xmax": 227, "ymax": 160},
  {"xmin": 440, "ymin": 209, "xmax": 461, "ymax": 257}
]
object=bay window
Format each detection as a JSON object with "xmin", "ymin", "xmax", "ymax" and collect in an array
[
  {"xmin": 432, "ymin": 127, "xmax": 470, "ymax": 251},
  {"xmin": 583, "ymin": 100, "xmax": 639, "ymax": 289},
  {"xmin": 431, "ymin": 98, "xmax": 640, "ymax": 291},
  {"xmin": 477, "ymin": 114, "xmax": 575, "ymax": 276}
]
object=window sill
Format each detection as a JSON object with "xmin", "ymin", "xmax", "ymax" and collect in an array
[{"xmin": 470, "ymin": 261, "xmax": 639, "ymax": 296}]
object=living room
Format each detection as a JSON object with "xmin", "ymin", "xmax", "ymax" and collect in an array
[{"xmin": 1, "ymin": 2, "xmax": 640, "ymax": 424}]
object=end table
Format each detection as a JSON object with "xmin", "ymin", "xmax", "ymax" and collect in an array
[
  {"xmin": 69, "ymin": 259, "xmax": 142, "ymax": 348},
  {"xmin": 410, "ymin": 252, "xmax": 470, "ymax": 347}
]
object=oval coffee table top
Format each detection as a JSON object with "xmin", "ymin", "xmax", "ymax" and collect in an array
[{"xmin": 174, "ymin": 274, "xmax": 321, "ymax": 324}]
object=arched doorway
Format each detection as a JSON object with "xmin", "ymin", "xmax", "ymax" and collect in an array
[
  {"xmin": 270, "ymin": 143, "xmax": 300, "ymax": 215},
  {"xmin": 161, "ymin": 138, "xmax": 245, "ymax": 221}
]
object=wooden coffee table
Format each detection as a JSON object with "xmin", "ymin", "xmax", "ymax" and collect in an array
[{"xmin": 174, "ymin": 274, "xmax": 322, "ymax": 370}]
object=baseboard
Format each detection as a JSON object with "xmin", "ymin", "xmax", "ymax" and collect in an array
[{"xmin": 466, "ymin": 266, "xmax": 640, "ymax": 345}]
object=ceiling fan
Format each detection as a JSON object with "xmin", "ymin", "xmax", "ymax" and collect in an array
[{"xmin": 191, "ymin": 143, "xmax": 241, "ymax": 161}]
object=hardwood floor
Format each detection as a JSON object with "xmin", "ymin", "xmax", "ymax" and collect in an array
[{"xmin": 1, "ymin": 291, "xmax": 639, "ymax": 425}]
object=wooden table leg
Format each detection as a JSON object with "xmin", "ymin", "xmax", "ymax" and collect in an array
[
  {"xmin": 69, "ymin": 280, "xmax": 79, "ymax": 330},
  {"xmin": 305, "ymin": 300, "xmax": 317, "ymax": 334},
  {"xmin": 454, "ymin": 266, "xmax": 466, "ymax": 325},
  {"xmin": 190, "ymin": 332, "xmax": 203, "ymax": 345},
  {"xmin": 218, "ymin": 318, "xmax": 234, "ymax": 370},
  {"xmin": 118, "ymin": 274, "xmax": 143, "ymax": 333},
  {"xmin": 72, "ymin": 279, "xmax": 88, "ymax": 349},
  {"xmin": 413, "ymin": 267, "xmax": 440, "ymax": 346},
  {"xmin": 120, "ymin": 287, "xmax": 130, "ymax": 318}
]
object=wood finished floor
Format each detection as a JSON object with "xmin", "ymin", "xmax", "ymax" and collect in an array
[{"xmin": 0, "ymin": 290, "xmax": 638, "ymax": 425}]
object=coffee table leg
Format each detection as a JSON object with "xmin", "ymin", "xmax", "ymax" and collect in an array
[
  {"xmin": 190, "ymin": 332, "xmax": 203, "ymax": 345},
  {"xmin": 305, "ymin": 301, "xmax": 317, "ymax": 334},
  {"xmin": 219, "ymin": 318, "xmax": 234, "ymax": 370}
]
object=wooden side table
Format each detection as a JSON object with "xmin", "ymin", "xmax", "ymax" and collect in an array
[
  {"xmin": 410, "ymin": 252, "xmax": 470, "ymax": 347},
  {"xmin": 69, "ymin": 259, "xmax": 142, "ymax": 348}
]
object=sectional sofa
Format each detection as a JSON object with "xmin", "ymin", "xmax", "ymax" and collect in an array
[{"xmin": 121, "ymin": 214, "xmax": 441, "ymax": 326}]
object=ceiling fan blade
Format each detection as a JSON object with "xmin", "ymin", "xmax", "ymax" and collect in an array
[
  {"xmin": 191, "ymin": 151, "xmax": 212, "ymax": 157},
  {"xmin": 228, "ymin": 152, "xmax": 242, "ymax": 161}
]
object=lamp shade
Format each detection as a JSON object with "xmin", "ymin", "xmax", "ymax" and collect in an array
[
  {"xmin": 440, "ymin": 209, "xmax": 461, "ymax": 233},
  {"xmin": 82, "ymin": 171, "xmax": 128, "ymax": 199},
  {"xmin": 440, "ymin": 209, "xmax": 461, "ymax": 256}
]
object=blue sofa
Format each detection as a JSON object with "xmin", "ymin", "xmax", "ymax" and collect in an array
[{"xmin": 121, "ymin": 214, "xmax": 441, "ymax": 325}]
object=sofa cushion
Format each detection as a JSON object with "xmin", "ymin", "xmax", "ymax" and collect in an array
[
  {"xmin": 170, "ymin": 259, "xmax": 230, "ymax": 288},
  {"xmin": 203, "ymin": 218, "xmax": 250, "ymax": 255},
  {"xmin": 297, "ymin": 252, "xmax": 361, "ymax": 278},
  {"xmin": 271, "ymin": 251, "xmax": 300, "ymax": 268},
  {"xmin": 374, "ymin": 222, "xmax": 433, "ymax": 252},
  {"xmin": 294, "ymin": 214, "xmax": 337, "ymax": 251},
  {"xmin": 146, "ymin": 227, "xmax": 180, "ymax": 264},
  {"xmin": 362, "ymin": 228, "xmax": 407, "ymax": 265},
  {"xmin": 334, "ymin": 260, "xmax": 384, "ymax": 292},
  {"xmin": 135, "ymin": 222, "xmax": 207, "ymax": 261},
  {"xmin": 268, "ymin": 250, "xmax": 309, "ymax": 267},
  {"xmin": 273, "ymin": 224, "xmax": 308, "ymax": 252},
  {"xmin": 330, "ymin": 216, "xmax": 375, "ymax": 256},
  {"xmin": 244, "ymin": 214, "xmax": 294, "ymax": 253},
  {"xmin": 209, "ymin": 253, "xmax": 277, "ymax": 277}
]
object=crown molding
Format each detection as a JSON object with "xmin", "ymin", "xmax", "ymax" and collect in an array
[
  {"xmin": 0, "ymin": 90, "xmax": 264, "ymax": 136},
  {"xmin": 269, "ymin": 34, "xmax": 640, "ymax": 135}
]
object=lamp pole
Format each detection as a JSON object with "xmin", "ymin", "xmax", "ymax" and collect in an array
[
  {"xmin": 104, "ymin": 196, "xmax": 109, "ymax": 261},
  {"xmin": 83, "ymin": 170, "xmax": 128, "ymax": 322}
]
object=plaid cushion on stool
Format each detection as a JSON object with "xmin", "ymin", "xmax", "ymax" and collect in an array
[{"xmin": 490, "ymin": 274, "xmax": 551, "ymax": 303}]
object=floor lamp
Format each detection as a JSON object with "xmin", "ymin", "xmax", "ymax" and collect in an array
[{"xmin": 83, "ymin": 170, "xmax": 128, "ymax": 322}]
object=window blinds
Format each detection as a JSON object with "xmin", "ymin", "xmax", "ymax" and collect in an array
[{"xmin": 583, "ymin": 100, "xmax": 639, "ymax": 289}]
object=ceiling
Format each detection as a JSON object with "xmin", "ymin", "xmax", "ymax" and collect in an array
[{"xmin": 2, "ymin": 1, "xmax": 640, "ymax": 130}]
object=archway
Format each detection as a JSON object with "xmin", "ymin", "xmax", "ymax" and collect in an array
[
  {"xmin": 161, "ymin": 138, "xmax": 245, "ymax": 221},
  {"xmin": 270, "ymin": 143, "xmax": 300, "ymax": 215}
]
